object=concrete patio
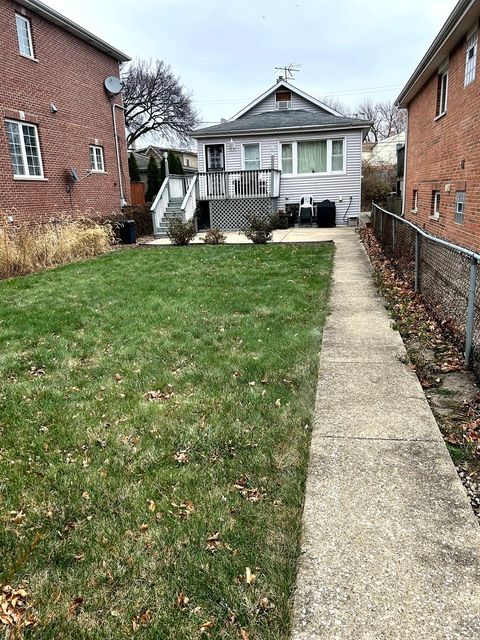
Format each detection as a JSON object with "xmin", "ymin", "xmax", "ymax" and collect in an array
[{"xmin": 142, "ymin": 226, "xmax": 339, "ymax": 246}]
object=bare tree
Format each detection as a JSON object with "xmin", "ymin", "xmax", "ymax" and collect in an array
[
  {"xmin": 121, "ymin": 59, "xmax": 199, "ymax": 147},
  {"xmin": 356, "ymin": 99, "xmax": 406, "ymax": 142},
  {"xmin": 318, "ymin": 95, "xmax": 347, "ymax": 115}
]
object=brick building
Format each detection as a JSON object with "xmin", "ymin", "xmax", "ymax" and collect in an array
[
  {"xmin": 0, "ymin": 0, "xmax": 131, "ymax": 224},
  {"xmin": 397, "ymin": 0, "xmax": 480, "ymax": 251}
]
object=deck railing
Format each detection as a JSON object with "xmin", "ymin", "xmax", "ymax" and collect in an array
[{"xmin": 197, "ymin": 170, "xmax": 281, "ymax": 200}]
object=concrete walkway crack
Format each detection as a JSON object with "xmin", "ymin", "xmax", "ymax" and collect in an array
[{"xmin": 291, "ymin": 228, "xmax": 480, "ymax": 639}]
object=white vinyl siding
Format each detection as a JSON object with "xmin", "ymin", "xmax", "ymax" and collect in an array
[
  {"xmin": 465, "ymin": 28, "xmax": 478, "ymax": 86},
  {"xmin": 196, "ymin": 128, "xmax": 363, "ymax": 226},
  {"xmin": 243, "ymin": 92, "xmax": 331, "ymax": 117},
  {"xmin": 243, "ymin": 143, "xmax": 260, "ymax": 170},
  {"xmin": 16, "ymin": 14, "xmax": 34, "ymax": 58},
  {"xmin": 5, "ymin": 120, "xmax": 43, "ymax": 178},
  {"xmin": 89, "ymin": 145, "xmax": 105, "ymax": 172}
]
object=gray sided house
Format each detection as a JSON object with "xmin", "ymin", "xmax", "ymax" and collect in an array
[{"xmin": 151, "ymin": 80, "xmax": 371, "ymax": 236}]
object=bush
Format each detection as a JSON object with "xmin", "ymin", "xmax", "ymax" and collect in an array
[
  {"xmin": 203, "ymin": 228, "xmax": 226, "ymax": 245},
  {"xmin": 243, "ymin": 212, "xmax": 277, "ymax": 244},
  {"xmin": 128, "ymin": 153, "xmax": 140, "ymax": 182},
  {"xmin": 0, "ymin": 216, "xmax": 114, "ymax": 280},
  {"xmin": 146, "ymin": 155, "xmax": 162, "ymax": 202},
  {"xmin": 361, "ymin": 161, "xmax": 396, "ymax": 209},
  {"xmin": 91, "ymin": 205, "xmax": 153, "ymax": 238},
  {"xmin": 167, "ymin": 219, "xmax": 196, "ymax": 246}
]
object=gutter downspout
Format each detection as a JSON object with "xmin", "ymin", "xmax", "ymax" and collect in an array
[
  {"xmin": 111, "ymin": 101, "xmax": 127, "ymax": 208},
  {"xmin": 401, "ymin": 109, "xmax": 408, "ymax": 217}
]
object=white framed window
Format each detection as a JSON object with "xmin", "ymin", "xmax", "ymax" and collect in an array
[
  {"xmin": 412, "ymin": 189, "xmax": 418, "ymax": 212},
  {"xmin": 281, "ymin": 143, "xmax": 293, "ymax": 173},
  {"xmin": 465, "ymin": 28, "xmax": 478, "ymax": 86},
  {"xmin": 89, "ymin": 145, "xmax": 105, "ymax": 172},
  {"xmin": 243, "ymin": 143, "xmax": 260, "ymax": 170},
  {"xmin": 331, "ymin": 139, "xmax": 345, "ymax": 172},
  {"xmin": 432, "ymin": 190, "xmax": 440, "ymax": 218},
  {"xmin": 5, "ymin": 119, "xmax": 44, "ymax": 178},
  {"xmin": 436, "ymin": 65, "xmax": 449, "ymax": 117},
  {"xmin": 275, "ymin": 91, "xmax": 292, "ymax": 110},
  {"xmin": 15, "ymin": 14, "xmax": 34, "ymax": 59},
  {"xmin": 455, "ymin": 191, "xmax": 466, "ymax": 224}
]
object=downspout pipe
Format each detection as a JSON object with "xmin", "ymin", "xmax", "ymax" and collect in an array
[{"xmin": 111, "ymin": 100, "xmax": 127, "ymax": 208}]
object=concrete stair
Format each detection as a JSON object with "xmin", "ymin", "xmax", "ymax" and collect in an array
[{"xmin": 154, "ymin": 198, "xmax": 184, "ymax": 238}]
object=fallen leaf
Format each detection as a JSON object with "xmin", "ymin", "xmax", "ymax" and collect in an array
[
  {"xmin": 200, "ymin": 619, "xmax": 214, "ymax": 634},
  {"xmin": 147, "ymin": 499, "xmax": 156, "ymax": 512},
  {"xmin": 205, "ymin": 531, "xmax": 222, "ymax": 553},
  {"xmin": 175, "ymin": 592, "xmax": 189, "ymax": 609},
  {"xmin": 274, "ymin": 398, "xmax": 281, "ymax": 407},
  {"xmin": 245, "ymin": 567, "xmax": 256, "ymax": 585},
  {"xmin": 174, "ymin": 450, "xmax": 189, "ymax": 464}
]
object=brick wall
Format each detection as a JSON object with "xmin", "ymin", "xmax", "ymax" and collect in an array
[
  {"xmin": 0, "ymin": 0, "xmax": 130, "ymax": 224},
  {"xmin": 405, "ymin": 30, "xmax": 480, "ymax": 251}
]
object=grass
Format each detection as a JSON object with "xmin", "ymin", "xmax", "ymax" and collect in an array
[{"xmin": 0, "ymin": 243, "xmax": 333, "ymax": 639}]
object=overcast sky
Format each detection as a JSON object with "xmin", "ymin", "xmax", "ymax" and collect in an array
[{"xmin": 47, "ymin": 0, "xmax": 455, "ymax": 124}]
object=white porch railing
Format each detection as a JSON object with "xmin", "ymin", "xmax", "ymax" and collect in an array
[
  {"xmin": 197, "ymin": 170, "xmax": 281, "ymax": 200},
  {"xmin": 150, "ymin": 176, "xmax": 170, "ymax": 232},
  {"xmin": 169, "ymin": 174, "xmax": 195, "ymax": 200},
  {"xmin": 181, "ymin": 174, "xmax": 198, "ymax": 222}
]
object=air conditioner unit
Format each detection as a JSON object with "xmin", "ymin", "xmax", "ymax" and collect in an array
[{"xmin": 277, "ymin": 101, "xmax": 291, "ymax": 110}]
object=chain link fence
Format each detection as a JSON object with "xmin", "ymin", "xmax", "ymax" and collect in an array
[{"xmin": 371, "ymin": 204, "xmax": 480, "ymax": 377}]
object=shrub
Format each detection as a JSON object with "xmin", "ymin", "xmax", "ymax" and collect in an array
[
  {"xmin": 128, "ymin": 153, "xmax": 141, "ymax": 182},
  {"xmin": 203, "ymin": 228, "xmax": 226, "ymax": 245},
  {"xmin": 167, "ymin": 219, "xmax": 196, "ymax": 246},
  {"xmin": 0, "ymin": 216, "xmax": 114, "ymax": 280},
  {"xmin": 361, "ymin": 161, "xmax": 396, "ymax": 209},
  {"xmin": 243, "ymin": 212, "xmax": 277, "ymax": 244},
  {"xmin": 145, "ymin": 155, "xmax": 162, "ymax": 202}
]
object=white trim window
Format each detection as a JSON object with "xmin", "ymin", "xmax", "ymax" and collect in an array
[
  {"xmin": 436, "ymin": 64, "xmax": 449, "ymax": 117},
  {"xmin": 15, "ymin": 14, "xmax": 34, "ymax": 59},
  {"xmin": 89, "ymin": 145, "xmax": 105, "ymax": 172},
  {"xmin": 432, "ymin": 190, "xmax": 440, "ymax": 218},
  {"xmin": 465, "ymin": 28, "xmax": 478, "ymax": 86},
  {"xmin": 455, "ymin": 191, "xmax": 466, "ymax": 224},
  {"xmin": 281, "ymin": 143, "xmax": 293, "ymax": 173},
  {"xmin": 243, "ymin": 143, "xmax": 260, "ymax": 170},
  {"xmin": 412, "ymin": 189, "xmax": 418, "ymax": 212},
  {"xmin": 5, "ymin": 119, "xmax": 43, "ymax": 178},
  {"xmin": 296, "ymin": 138, "xmax": 345, "ymax": 174}
]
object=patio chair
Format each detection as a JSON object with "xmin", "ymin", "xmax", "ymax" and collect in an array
[{"xmin": 299, "ymin": 196, "xmax": 314, "ymax": 226}]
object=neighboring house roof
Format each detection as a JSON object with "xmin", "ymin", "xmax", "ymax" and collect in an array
[
  {"xmin": 130, "ymin": 151, "xmax": 150, "ymax": 171},
  {"xmin": 363, "ymin": 132, "xmax": 406, "ymax": 165},
  {"xmin": 397, "ymin": 0, "xmax": 478, "ymax": 107},
  {"xmin": 231, "ymin": 79, "xmax": 343, "ymax": 119},
  {"xmin": 15, "ymin": 0, "xmax": 130, "ymax": 61},
  {"xmin": 193, "ymin": 109, "xmax": 371, "ymax": 138},
  {"xmin": 141, "ymin": 145, "xmax": 197, "ymax": 158}
]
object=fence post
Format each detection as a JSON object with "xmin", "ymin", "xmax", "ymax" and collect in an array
[
  {"xmin": 380, "ymin": 207, "xmax": 384, "ymax": 239},
  {"xmin": 414, "ymin": 230, "xmax": 420, "ymax": 293},
  {"xmin": 392, "ymin": 217, "xmax": 396, "ymax": 254},
  {"xmin": 465, "ymin": 256, "xmax": 478, "ymax": 365}
]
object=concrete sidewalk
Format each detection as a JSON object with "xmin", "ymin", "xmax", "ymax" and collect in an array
[
  {"xmin": 292, "ymin": 229, "xmax": 480, "ymax": 639},
  {"xmin": 143, "ymin": 226, "xmax": 337, "ymax": 245}
]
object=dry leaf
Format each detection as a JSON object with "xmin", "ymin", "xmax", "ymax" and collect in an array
[
  {"xmin": 174, "ymin": 450, "xmax": 189, "ymax": 464},
  {"xmin": 143, "ymin": 385, "xmax": 174, "ymax": 402},
  {"xmin": 245, "ymin": 567, "xmax": 256, "ymax": 585},
  {"xmin": 205, "ymin": 531, "xmax": 222, "ymax": 553},
  {"xmin": 175, "ymin": 592, "xmax": 189, "ymax": 609},
  {"xmin": 147, "ymin": 499, "xmax": 156, "ymax": 512},
  {"xmin": 114, "ymin": 373, "xmax": 122, "ymax": 382},
  {"xmin": 139, "ymin": 523, "xmax": 149, "ymax": 532},
  {"xmin": 240, "ymin": 630, "xmax": 250, "ymax": 640},
  {"xmin": 274, "ymin": 398, "xmax": 281, "ymax": 407},
  {"xmin": 200, "ymin": 619, "xmax": 214, "ymax": 633}
]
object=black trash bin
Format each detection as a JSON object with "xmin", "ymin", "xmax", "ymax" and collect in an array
[
  {"xmin": 316, "ymin": 200, "xmax": 336, "ymax": 228},
  {"xmin": 119, "ymin": 219, "xmax": 137, "ymax": 244}
]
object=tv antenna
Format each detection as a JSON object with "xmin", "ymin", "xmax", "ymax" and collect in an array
[{"xmin": 275, "ymin": 63, "xmax": 301, "ymax": 82}]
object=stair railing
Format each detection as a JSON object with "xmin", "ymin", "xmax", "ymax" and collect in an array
[
  {"xmin": 181, "ymin": 175, "xmax": 198, "ymax": 222},
  {"xmin": 150, "ymin": 177, "xmax": 170, "ymax": 235}
]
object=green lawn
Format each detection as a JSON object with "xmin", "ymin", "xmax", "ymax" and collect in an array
[{"xmin": 0, "ymin": 244, "xmax": 333, "ymax": 639}]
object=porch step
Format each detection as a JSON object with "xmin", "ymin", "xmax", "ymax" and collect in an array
[{"xmin": 166, "ymin": 207, "xmax": 182, "ymax": 213}]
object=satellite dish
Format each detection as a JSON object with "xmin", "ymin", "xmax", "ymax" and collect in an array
[
  {"xmin": 104, "ymin": 76, "xmax": 122, "ymax": 96},
  {"xmin": 70, "ymin": 167, "xmax": 79, "ymax": 182}
]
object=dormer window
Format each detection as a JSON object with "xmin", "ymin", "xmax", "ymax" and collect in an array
[{"xmin": 276, "ymin": 91, "xmax": 292, "ymax": 110}]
